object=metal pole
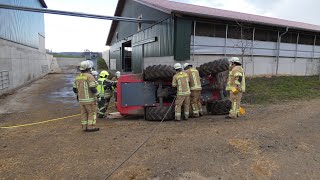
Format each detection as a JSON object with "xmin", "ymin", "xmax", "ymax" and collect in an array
[
  {"xmin": 252, "ymin": 28, "xmax": 255, "ymax": 75},
  {"xmin": 295, "ymin": 33, "xmax": 299, "ymax": 62},
  {"xmin": 0, "ymin": 4, "xmax": 155, "ymax": 23},
  {"xmin": 193, "ymin": 21, "xmax": 196, "ymax": 61},
  {"xmin": 225, "ymin": 24, "xmax": 228, "ymax": 57},
  {"xmin": 276, "ymin": 27, "xmax": 289, "ymax": 75},
  {"xmin": 313, "ymin": 35, "xmax": 316, "ymax": 61}
]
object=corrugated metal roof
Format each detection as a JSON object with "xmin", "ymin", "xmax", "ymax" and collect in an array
[
  {"xmin": 106, "ymin": 0, "xmax": 320, "ymax": 45},
  {"xmin": 138, "ymin": 0, "xmax": 320, "ymax": 32}
]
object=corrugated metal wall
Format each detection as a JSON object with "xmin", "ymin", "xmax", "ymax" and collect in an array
[
  {"xmin": 174, "ymin": 18, "xmax": 192, "ymax": 60},
  {"xmin": 0, "ymin": 0, "xmax": 45, "ymax": 48},
  {"xmin": 110, "ymin": 18, "xmax": 174, "ymax": 72},
  {"xmin": 110, "ymin": 41, "xmax": 122, "ymax": 70},
  {"xmin": 191, "ymin": 36, "xmax": 320, "ymax": 59},
  {"xmin": 133, "ymin": 18, "xmax": 174, "ymax": 58},
  {"xmin": 132, "ymin": 45, "xmax": 143, "ymax": 73},
  {"xmin": 110, "ymin": 0, "xmax": 170, "ymax": 45}
]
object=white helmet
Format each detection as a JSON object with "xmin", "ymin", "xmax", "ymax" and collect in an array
[
  {"xmin": 87, "ymin": 60, "xmax": 94, "ymax": 68},
  {"xmin": 229, "ymin": 57, "xmax": 241, "ymax": 64},
  {"xmin": 79, "ymin": 61, "xmax": 90, "ymax": 70},
  {"xmin": 91, "ymin": 70, "xmax": 98, "ymax": 76},
  {"xmin": 173, "ymin": 63, "xmax": 182, "ymax": 70},
  {"xmin": 115, "ymin": 71, "xmax": 120, "ymax": 78},
  {"xmin": 183, "ymin": 63, "xmax": 191, "ymax": 69}
]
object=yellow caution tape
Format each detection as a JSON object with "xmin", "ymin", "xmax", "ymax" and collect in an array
[{"xmin": 0, "ymin": 114, "xmax": 80, "ymax": 129}]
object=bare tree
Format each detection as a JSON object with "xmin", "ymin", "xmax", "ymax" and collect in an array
[{"xmin": 228, "ymin": 21, "xmax": 254, "ymax": 65}]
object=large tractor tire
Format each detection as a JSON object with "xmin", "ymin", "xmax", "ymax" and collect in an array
[
  {"xmin": 207, "ymin": 99, "xmax": 231, "ymax": 115},
  {"xmin": 144, "ymin": 65, "xmax": 175, "ymax": 81},
  {"xmin": 215, "ymin": 70, "xmax": 229, "ymax": 99},
  {"xmin": 198, "ymin": 58, "xmax": 229, "ymax": 77},
  {"xmin": 145, "ymin": 106, "xmax": 175, "ymax": 121}
]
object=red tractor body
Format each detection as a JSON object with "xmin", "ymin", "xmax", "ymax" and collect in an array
[{"xmin": 115, "ymin": 59, "xmax": 231, "ymax": 120}]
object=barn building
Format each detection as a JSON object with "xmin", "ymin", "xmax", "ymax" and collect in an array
[
  {"xmin": 106, "ymin": 0, "xmax": 320, "ymax": 76},
  {"xmin": 0, "ymin": 0, "xmax": 52, "ymax": 95}
]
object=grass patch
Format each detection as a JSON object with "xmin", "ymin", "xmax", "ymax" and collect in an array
[{"xmin": 243, "ymin": 76, "xmax": 320, "ymax": 104}]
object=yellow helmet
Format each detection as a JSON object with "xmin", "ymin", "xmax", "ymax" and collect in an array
[{"xmin": 99, "ymin": 70, "xmax": 109, "ymax": 78}]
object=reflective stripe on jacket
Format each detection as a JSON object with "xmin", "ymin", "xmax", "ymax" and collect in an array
[
  {"xmin": 97, "ymin": 78, "xmax": 106, "ymax": 97},
  {"xmin": 172, "ymin": 71, "xmax": 191, "ymax": 96},
  {"xmin": 185, "ymin": 68, "xmax": 202, "ymax": 91},
  {"xmin": 226, "ymin": 66, "xmax": 246, "ymax": 92},
  {"xmin": 74, "ymin": 73, "xmax": 97, "ymax": 103}
]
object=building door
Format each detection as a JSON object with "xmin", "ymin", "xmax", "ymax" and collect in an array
[{"xmin": 122, "ymin": 41, "xmax": 132, "ymax": 72}]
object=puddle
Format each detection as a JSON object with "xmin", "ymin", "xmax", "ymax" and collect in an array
[{"xmin": 47, "ymin": 75, "xmax": 78, "ymax": 105}]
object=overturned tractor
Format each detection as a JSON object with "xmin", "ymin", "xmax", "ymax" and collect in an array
[{"xmin": 115, "ymin": 58, "xmax": 231, "ymax": 120}]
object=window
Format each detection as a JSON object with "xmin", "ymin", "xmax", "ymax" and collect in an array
[
  {"xmin": 299, "ymin": 34, "xmax": 314, "ymax": 45},
  {"xmin": 315, "ymin": 35, "xmax": 320, "ymax": 45},
  {"xmin": 255, "ymin": 29, "xmax": 278, "ymax": 42},
  {"xmin": 195, "ymin": 22, "xmax": 226, "ymax": 38},
  {"xmin": 282, "ymin": 32, "xmax": 298, "ymax": 43},
  {"xmin": 228, "ymin": 26, "xmax": 241, "ymax": 39}
]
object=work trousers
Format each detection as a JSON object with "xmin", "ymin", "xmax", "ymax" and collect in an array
[
  {"xmin": 175, "ymin": 95, "xmax": 190, "ymax": 120},
  {"xmin": 190, "ymin": 90, "xmax": 203, "ymax": 117},
  {"xmin": 97, "ymin": 97, "xmax": 111, "ymax": 118},
  {"xmin": 80, "ymin": 102, "xmax": 97, "ymax": 126},
  {"xmin": 229, "ymin": 91, "xmax": 243, "ymax": 118}
]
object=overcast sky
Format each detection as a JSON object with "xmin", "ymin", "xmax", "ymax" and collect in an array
[{"xmin": 44, "ymin": 0, "xmax": 320, "ymax": 52}]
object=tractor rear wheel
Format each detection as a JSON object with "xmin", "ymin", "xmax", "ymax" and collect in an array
[
  {"xmin": 207, "ymin": 99, "xmax": 231, "ymax": 115},
  {"xmin": 145, "ymin": 106, "xmax": 175, "ymax": 121},
  {"xmin": 198, "ymin": 58, "xmax": 229, "ymax": 77},
  {"xmin": 144, "ymin": 65, "xmax": 175, "ymax": 81}
]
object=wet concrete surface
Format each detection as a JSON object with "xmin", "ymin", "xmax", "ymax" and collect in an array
[{"xmin": 47, "ymin": 74, "xmax": 78, "ymax": 105}]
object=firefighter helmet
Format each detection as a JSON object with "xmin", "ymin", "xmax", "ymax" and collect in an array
[
  {"xmin": 99, "ymin": 70, "xmax": 109, "ymax": 78},
  {"xmin": 87, "ymin": 60, "xmax": 94, "ymax": 68},
  {"xmin": 174, "ymin": 63, "xmax": 182, "ymax": 70},
  {"xmin": 79, "ymin": 61, "xmax": 90, "ymax": 70},
  {"xmin": 183, "ymin": 63, "xmax": 192, "ymax": 69},
  {"xmin": 115, "ymin": 71, "xmax": 120, "ymax": 78},
  {"xmin": 229, "ymin": 57, "xmax": 241, "ymax": 64},
  {"xmin": 91, "ymin": 71, "xmax": 99, "ymax": 77}
]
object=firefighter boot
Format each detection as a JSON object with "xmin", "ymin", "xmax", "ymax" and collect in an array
[{"xmin": 86, "ymin": 127, "xmax": 100, "ymax": 132}]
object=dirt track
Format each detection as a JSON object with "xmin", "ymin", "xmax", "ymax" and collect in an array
[{"xmin": 0, "ymin": 74, "xmax": 319, "ymax": 179}]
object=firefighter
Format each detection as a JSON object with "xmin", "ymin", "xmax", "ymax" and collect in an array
[
  {"xmin": 96, "ymin": 70, "xmax": 109, "ymax": 118},
  {"xmin": 73, "ymin": 61, "xmax": 99, "ymax": 132},
  {"xmin": 172, "ymin": 63, "xmax": 191, "ymax": 121},
  {"xmin": 225, "ymin": 57, "xmax": 246, "ymax": 119},
  {"xmin": 111, "ymin": 71, "xmax": 120, "ymax": 104},
  {"xmin": 183, "ymin": 63, "xmax": 202, "ymax": 117},
  {"xmin": 111, "ymin": 71, "xmax": 120, "ymax": 81}
]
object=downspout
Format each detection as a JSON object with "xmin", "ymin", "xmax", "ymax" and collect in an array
[{"xmin": 276, "ymin": 27, "xmax": 289, "ymax": 75}]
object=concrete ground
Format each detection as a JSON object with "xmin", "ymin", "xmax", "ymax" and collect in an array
[{"xmin": 0, "ymin": 74, "xmax": 319, "ymax": 180}]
